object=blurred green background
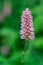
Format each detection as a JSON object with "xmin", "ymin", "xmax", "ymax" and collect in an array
[{"xmin": 0, "ymin": 0, "xmax": 43, "ymax": 65}]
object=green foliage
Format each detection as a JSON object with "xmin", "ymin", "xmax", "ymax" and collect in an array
[
  {"xmin": 0, "ymin": 0, "xmax": 43, "ymax": 65},
  {"xmin": 24, "ymin": 37, "xmax": 43, "ymax": 65}
]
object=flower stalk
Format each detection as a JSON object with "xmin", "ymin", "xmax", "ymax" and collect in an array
[{"xmin": 20, "ymin": 8, "xmax": 35, "ymax": 64}]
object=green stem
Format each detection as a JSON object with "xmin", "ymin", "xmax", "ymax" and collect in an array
[{"xmin": 21, "ymin": 39, "xmax": 29, "ymax": 64}]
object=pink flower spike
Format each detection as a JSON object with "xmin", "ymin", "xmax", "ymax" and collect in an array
[
  {"xmin": 3, "ymin": 1, "xmax": 11, "ymax": 17},
  {"xmin": 1, "ymin": 45, "xmax": 10, "ymax": 55},
  {"xmin": 20, "ymin": 8, "xmax": 35, "ymax": 40}
]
